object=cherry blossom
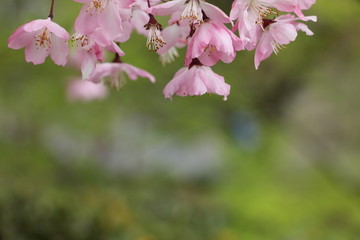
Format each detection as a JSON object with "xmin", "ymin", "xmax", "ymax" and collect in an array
[
  {"xmin": 88, "ymin": 62, "xmax": 155, "ymax": 89},
  {"xmin": 254, "ymin": 14, "xmax": 317, "ymax": 69},
  {"xmin": 185, "ymin": 20, "xmax": 243, "ymax": 66},
  {"xmin": 71, "ymin": 28, "xmax": 125, "ymax": 79},
  {"xmin": 7, "ymin": 0, "xmax": 317, "ymax": 101},
  {"xmin": 8, "ymin": 18, "xmax": 70, "ymax": 66},
  {"xmin": 163, "ymin": 58, "xmax": 230, "ymax": 101}
]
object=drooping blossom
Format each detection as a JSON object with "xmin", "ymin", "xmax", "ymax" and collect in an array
[
  {"xmin": 185, "ymin": 20, "xmax": 243, "ymax": 66},
  {"xmin": 8, "ymin": 18, "xmax": 70, "ymax": 66},
  {"xmin": 88, "ymin": 62, "xmax": 155, "ymax": 89},
  {"xmin": 7, "ymin": 0, "xmax": 318, "ymax": 101},
  {"xmin": 71, "ymin": 28, "xmax": 125, "ymax": 79},
  {"xmin": 74, "ymin": 0, "xmax": 123, "ymax": 41},
  {"xmin": 230, "ymin": 0, "xmax": 316, "ymax": 50},
  {"xmin": 254, "ymin": 14, "xmax": 317, "ymax": 69},
  {"xmin": 67, "ymin": 78, "xmax": 108, "ymax": 101},
  {"xmin": 163, "ymin": 58, "xmax": 230, "ymax": 100}
]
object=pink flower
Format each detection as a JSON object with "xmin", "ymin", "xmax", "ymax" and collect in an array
[
  {"xmin": 67, "ymin": 78, "xmax": 108, "ymax": 101},
  {"xmin": 88, "ymin": 62, "xmax": 155, "ymax": 89},
  {"xmin": 230, "ymin": 0, "xmax": 316, "ymax": 50},
  {"xmin": 8, "ymin": 18, "xmax": 70, "ymax": 66},
  {"xmin": 148, "ymin": 0, "xmax": 230, "ymax": 25},
  {"xmin": 71, "ymin": 28, "xmax": 125, "ymax": 79},
  {"xmin": 163, "ymin": 59, "xmax": 230, "ymax": 100},
  {"xmin": 254, "ymin": 14, "xmax": 316, "ymax": 69},
  {"xmin": 185, "ymin": 21, "xmax": 243, "ymax": 66},
  {"xmin": 74, "ymin": 0, "xmax": 123, "ymax": 41}
]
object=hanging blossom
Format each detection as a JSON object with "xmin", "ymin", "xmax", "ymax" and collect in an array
[
  {"xmin": 88, "ymin": 55, "xmax": 155, "ymax": 89},
  {"xmin": 230, "ymin": 0, "xmax": 316, "ymax": 50},
  {"xmin": 8, "ymin": 18, "xmax": 70, "ymax": 66},
  {"xmin": 254, "ymin": 14, "xmax": 316, "ymax": 69},
  {"xmin": 185, "ymin": 12, "xmax": 244, "ymax": 67},
  {"xmin": 163, "ymin": 58, "xmax": 230, "ymax": 101},
  {"xmin": 7, "ymin": 0, "xmax": 317, "ymax": 101},
  {"xmin": 71, "ymin": 27, "xmax": 125, "ymax": 79}
]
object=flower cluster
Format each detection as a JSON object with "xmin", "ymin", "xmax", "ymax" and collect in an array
[{"xmin": 8, "ymin": 0, "xmax": 316, "ymax": 101}]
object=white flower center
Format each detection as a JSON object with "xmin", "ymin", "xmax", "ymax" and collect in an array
[
  {"xmin": 181, "ymin": 0, "xmax": 203, "ymax": 22},
  {"xmin": 249, "ymin": 1, "xmax": 277, "ymax": 25},
  {"xmin": 160, "ymin": 47, "xmax": 179, "ymax": 65},
  {"xmin": 271, "ymin": 41, "xmax": 285, "ymax": 55},
  {"xmin": 71, "ymin": 33, "xmax": 92, "ymax": 51},
  {"xmin": 146, "ymin": 25, "xmax": 166, "ymax": 52}
]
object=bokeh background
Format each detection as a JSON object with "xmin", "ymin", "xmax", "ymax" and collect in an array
[{"xmin": 1, "ymin": 0, "xmax": 360, "ymax": 239}]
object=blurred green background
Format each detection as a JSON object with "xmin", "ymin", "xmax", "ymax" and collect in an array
[{"xmin": 1, "ymin": 0, "xmax": 360, "ymax": 239}]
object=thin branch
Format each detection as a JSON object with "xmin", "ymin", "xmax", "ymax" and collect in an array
[{"xmin": 48, "ymin": 0, "xmax": 55, "ymax": 19}]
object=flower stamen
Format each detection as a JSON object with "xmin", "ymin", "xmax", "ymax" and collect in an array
[
  {"xmin": 34, "ymin": 28, "xmax": 51, "ymax": 50},
  {"xmin": 144, "ymin": 15, "xmax": 166, "ymax": 52},
  {"xmin": 71, "ymin": 33, "xmax": 91, "ymax": 50},
  {"xmin": 86, "ymin": 0, "xmax": 107, "ymax": 15},
  {"xmin": 181, "ymin": 0, "xmax": 203, "ymax": 22},
  {"xmin": 271, "ymin": 41, "xmax": 285, "ymax": 55}
]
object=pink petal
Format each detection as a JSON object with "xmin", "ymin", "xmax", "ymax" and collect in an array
[
  {"xmin": 147, "ymin": 0, "xmax": 185, "ymax": 16},
  {"xmin": 200, "ymin": 2, "xmax": 231, "ymax": 24},
  {"xmin": 163, "ymin": 67, "xmax": 188, "ymax": 99},
  {"xmin": 270, "ymin": 23, "xmax": 297, "ymax": 45},
  {"xmin": 98, "ymin": 1, "xmax": 123, "ymax": 40},
  {"xmin": 199, "ymin": 66, "xmax": 230, "ymax": 100},
  {"xmin": 104, "ymin": 42, "xmax": 125, "ymax": 56},
  {"xmin": 75, "ymin": 4, "xmax": 100, "ymax": 35},
  {"xmin": 47, "ymin": 21, "xmax": 70, "ymax": 40},
  {"xmin": 254, "ymin": 32, "xmax": 273, "ymax": 69},
  {"xmin": 294, "ymin": 22, "xmax": 314, "ymax": 36},
  {"xmin": 120, "ymin": 63, "xmax": 155, "ymax": 83},
  {"xmin": 88, "ymin": 63, "xmax": 117, "ymax": 83},
  {"xmin": 50, "ymin": 35, "xmax": 69, "ymax": 66},
  {"xmin": 80, "ymin": 51, "xmax": 97, "ymax": 79},
  {"xmin": 23, "ymin": 18, "xmax": 51, "ymax": 32},
  {"xmin": 131, "ymin": 10, "xmax": 150, "ymax": 36},
  {"xmin": 8, "ymin": 25, "xmax": 35, "ymax": 49}
]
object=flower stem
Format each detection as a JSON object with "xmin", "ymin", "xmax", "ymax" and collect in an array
[
  {"xmin": 112, "ymin": 53, "xmax": 122, "ymax": 63},
  {"xmin": 147, "ymin": 0, "xmax": 151, "ymax": 8},
  {"xmin": 48, "ymin": 0, "xmax": 55, "ymax": 19}
]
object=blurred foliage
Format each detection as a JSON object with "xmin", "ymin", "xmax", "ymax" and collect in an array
[{"xmin": 1, "ymin": 0, "xmax": 360, "ymax": 239}]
